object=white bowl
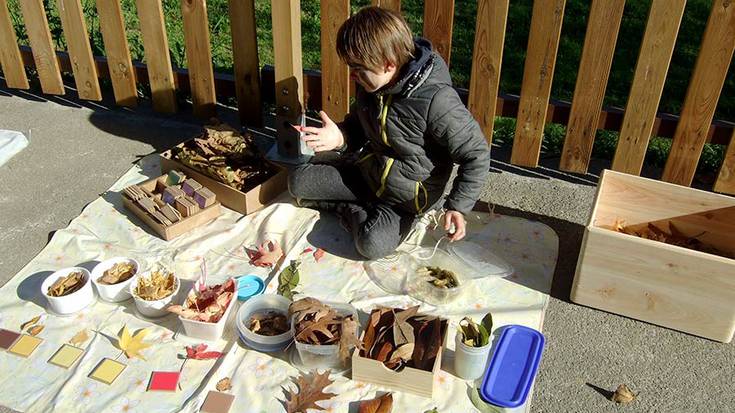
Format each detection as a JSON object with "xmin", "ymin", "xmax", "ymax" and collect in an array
[
  {"xmin": 41, "ymin": 267, "xmax": 96, "ymax": 315},
  {"xmin": 91, "ymin": 257, "xmax": 139, "ymax": 302},
  {"xmin": 236, "ymin": 294, "xmax": 293, "ymax": 352},
  {"xmin": 130, "ymin": 272, "xmax": 180, "ymax": 318}
]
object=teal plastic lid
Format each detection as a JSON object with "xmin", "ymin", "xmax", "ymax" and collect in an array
[{"xmin": 236, "ymin": 275, "xmax": 265, "ymax": 301}]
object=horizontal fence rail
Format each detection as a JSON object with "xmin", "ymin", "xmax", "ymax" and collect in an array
[{"xmin": 0, "ymin": 0, "xmax": 734, "ymax": 195}]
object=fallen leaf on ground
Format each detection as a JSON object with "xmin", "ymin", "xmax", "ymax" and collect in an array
[
  {"xmin": 246, "ymin": 240, "xmax": 283, "ymax": 267},
  {"xmin": 185, "ymin": 343, "xmax": 223, "ymax": 360},
  {"xmin": 117, "ymin": 325, "xmax": 153, "ymax": 360},
  {"xmin": 611, "ymin": 383, "xmax": 637, "ymax": 404},
  {"xmin": 313, "ymin": 248, "xmax": 325, "ymax": 262},
  {"xmin": 69, "ymin": 329, "xmax": 90, "ymax": 346},
  {"xmin": 277, "ymin": 260, "xmax": 300, "ymax": 300},
  {"xmin": 358, "ymin": 393, "xmax": 393, "ymax": 413},
  {"xmin": 301, "ymin": 247, "xmax": 313, "ymax": 254},
  {"xmin": 283, "ymin": 370, "xmax": 336, "ymax": 413},
  {"xmin": 216, "ymin": 377, "xmax": 232, "ymax": 392},
  {"xmin": 20, "ymin": 315, "xmax": 42, "ymax": 332}
]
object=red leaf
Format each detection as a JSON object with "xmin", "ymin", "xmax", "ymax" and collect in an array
[
  {"xmin": 247, "ymin": 240, "xmax": 283, "ymax": 267},
  {"xmin": 301, "ymin": 247, "xmax": 313, "ymax": 254},
  {"xmin": 313, "ymin": 248, "xmax": 325, "ymax": 263},
  {"xmin": 185, "ymin": 344, "xmax": 223, "ymax": 360}
]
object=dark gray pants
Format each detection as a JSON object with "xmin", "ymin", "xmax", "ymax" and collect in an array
[{"xmin": 287, "ymin": 162, "xmax": 417, "ymax": 260}]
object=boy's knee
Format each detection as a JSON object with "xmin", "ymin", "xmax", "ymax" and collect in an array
[
  {"xmin": 287, "ymin": 166, "xmax": 308, "ymax": 198},
  {"xmin": 355, "ymin": 232, "xmax": 399, "ymax": 260}
]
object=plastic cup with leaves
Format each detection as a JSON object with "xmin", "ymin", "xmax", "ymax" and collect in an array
[{"xmin": 454, "ymin": 313, "xmax": 494, "ymax": 380}]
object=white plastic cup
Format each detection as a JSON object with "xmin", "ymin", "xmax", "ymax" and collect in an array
[
  {"xmin": 41, "ymin": 267, "xmax": 96, "ymax": 315},
  {"xmin": 91, "ymin": 257, "xmax": 139, "ymax": 302},
  {"xmin": 454, "ymin": 331, "xmax": 492, "ymax": 380},
  {"xmin": 292, "ymin": 302, "xmax": 358, "ymax": 370},
  {"xmin": 236, "ymin": 294, "xmax": 293, "ymax": 352},
  {"xmin": 179, "ymin": 279, "xmax": 237, "ymax": 341},
  {"xmin": 130, "ymin": 272, "xmax": 180, "ymax": 318}
]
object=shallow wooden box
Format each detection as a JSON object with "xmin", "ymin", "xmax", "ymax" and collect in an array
[
  {"xmin": 160, "ymin": 144, "xmax": 287, "ymax": 216},
  {"xmin": 571, "ymin": 170, "xmax": 735, "ymax": 342},
  {"xmin": 122, "ymin": 175, "xmax": 221, "ymax": 241},
  {"xmin": 351, "ymin": 325, "xmax": 447, "ymax": 398}
]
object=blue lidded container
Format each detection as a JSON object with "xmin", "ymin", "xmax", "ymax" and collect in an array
[
  {"xmin": 236, "ymin": 275, "xmax": 265, "ymax": 301},
  {"xmin": 479, "ymin": 325, "xmax": 545, "ymax": 408}
]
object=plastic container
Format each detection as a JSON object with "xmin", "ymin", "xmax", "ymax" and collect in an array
[
  {"xmin": 236, "ymin": 294, "xmax": 293, "ymax": 352},
  {"xmin": 179, "ymin": 279, "xmax": 237, "ymax": 341},
  {"xmin": 480, "ymin": 325, "xmax": 545, "ymax": 408},
  {"xmin": 41, "ymin": 267, "xmax": 96, "ymax": 315},
  {"xmin": 454, "ymin": 331, "xmax": 493, "ymax": 380},
  {"xmin": 363, "ymin": 253, "xmax": 411, "ymax": 295},
  {"xmin": 447, "ymin": 241, "xmax": 514, "ymax": 279},
  {"xmin": 130, "ymin": 272, "xmax": 180, "ymax": 318},
  {"xmin": 236, "ymin": 275, "xmax": 265, "ymax": 301},
  {"xmin": 405, "ymin": 248, "xmax": 467, "ymax": 305},
  {"xmin": 91, "ymin": 257, "xmax": 139, "ymax": 302},
  {"xmin": 292, "ymin": 302, "xmax": 358, "ymax": 370}
]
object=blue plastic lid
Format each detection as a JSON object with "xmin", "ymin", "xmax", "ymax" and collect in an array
[
  {"xmin": 479, "ymin": 325, "xmax": 545, "ymax": 408},
  {"xmin": 236, "ymin": 275, "xmax": 265, "ymax": 301}
]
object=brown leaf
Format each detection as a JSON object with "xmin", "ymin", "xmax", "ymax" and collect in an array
[
  {"xmin": 611, "ymin": 384, "xmax": 637, "ymax": 404},
  {"xmin": 375, "ymin": 342, "xmax": 393, "ymax": 362},
  {"xmin": 283, "ymin": 370, "xmax": 336, "ymax": 413},
  {"xmin": 386, "ymin": 343, "xmax": 414, "ymax": 365},
  {"xmin": 216, "ymin": 377, "xmax": 232, "ymax": 392},
  {"xmin": 313, "ymin": 248, "xmax": 326, "ymax": 262},
  {"xmin": 392, "ymin": 306, "xmax": 418, "ymax": 346},
  {"xmin": 28, "ymin": 325, "xmax": 45, "ymax": 336},
  {"xmin": 338, "ymin": 316, "xmax": 362, "ymax": 364},
  {"xmin": 358, "ymin": 393, "xmax": 393, "ymax": 413},
  {"xmin": 20, "ymin": 315, "xmax": 42, "ymax": 332},
  {"xmin": 69, "ymin": 329, "xmax": 90, "ymax": 346}
]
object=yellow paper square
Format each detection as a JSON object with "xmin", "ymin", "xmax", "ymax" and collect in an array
[
  {"xmin": 48, "ymin": 344, "xmax": 84, "ymax": 369},
  {"xmin": 8, "ymin": 335, "xmax": 42, "ymax": 358},
  {"xmin": 89, "ymin": 358, "xmax": 126, "ymax": 385}
]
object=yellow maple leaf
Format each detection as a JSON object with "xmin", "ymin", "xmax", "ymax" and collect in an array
[{"xmin": 117, "ymin": 325, "xmax": 152, "ymax": 360}]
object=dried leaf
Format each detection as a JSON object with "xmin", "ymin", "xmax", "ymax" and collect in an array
[
  {"xmin": 28, "ymin": 325, "xmax": 44, "ymax": 336},
  {"xmin": 48, "ymin": 271, "xmax": 85, "ymax": 297},
  {"xmin": 20, "ymin": 315, "xmax": 42, "ymax": 332},
  {"xmin": 313, "ymin": 248, "xmax": 326, "ymax": 262},
  {"xmin": 185, "ymin": 343, "xmax": 223, "ymax": 360},
  {"xmin": 283, "ymin": 370, "xmax": 336, "ymax": 413},
  {"xmin": 98, "ymin": 262, "xmax": 136, "ymax": 285},
  {"xmin": 167, "ymin": 279, "xmax": 235, "ymax": 323},
  {"xmin": 277, "ymin": 261, "xmax": 300, "ymax": 300},
  {"xmin": 392, "ymin": 306, "xmax": 418, "ymax": 346},
  {"xmin": 69, "ymin": 329, "xmax": 90, "ymax": 346},
  {"xmin": 387, "ymin": 343, "xmax": 414, "ymax": 365},
  {"xmin": 424, "ymin": 408, "xmax": 439, "ymax": 413},
  {"xmin": 117, "ymin": 325, "xmax": 153, "ymax": 360},
  {"xmin": 610, "ymin": 219, "xmax": 733, "ymax": 259},
  {"xmin": 247, "ymin": 240, "xmax": 283, "ymax": 267},
  {"xmin": 358, "ymin": 393, "xmax": 393, "ymax": 413},
  {"xmin": 216, "ymin": 377, "xmax": 232, "ymax": 392},
  {"xmin": 248, "ymin": 310, "xmax": 289, "ymax": 336},
  {"xmin": 611, "ymin": 384, "xmax": 637, "ymax": 404},
  {"xmin": 289, "ymin": 298, "xmax": 354, "ymax": 347},
  {"xmin": 459, "ymin": 315, "xmax": 492, "ymax": 347},
  {"xmin": 301, "ymin": 247, "xmax": 313, "ymax": 254},
  {"xmin": 133, "ymin": 270, "xmax": 176, "ymax": 301},
  {"xmin": 339, "ymin": 316, "xmax": 362, "ymax": 364}
]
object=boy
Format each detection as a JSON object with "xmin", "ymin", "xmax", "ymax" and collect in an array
[{"xmin": 288, "ymin": 6, "xmax": 490, "ymax": 260}]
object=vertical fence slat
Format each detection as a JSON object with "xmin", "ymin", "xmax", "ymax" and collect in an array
[
  {"xmin": 467, "ymin": 0, "xmax": 508, "ymax": 145},
  {"xmin": 228, "ymin": 0, "xmax": 262, "ymax": 127},
  {"xmin": 611, "ymin": 0, "xmax": 685, "ymax": 176},
  {"xmin": 662, "ymin": 0, "xmax": 735, "ymax": 186},
  {"xmin": 272, "ymin": 0, "xmax": 304, "ymax": 158},
  {"xmin": 320, "ymin": 0, "xmax": 349, "ymax": 122},
  {"xmin": 57, "ymin": 0, "xmax": 101, "ymax": 100},
  {"xmin": 135, "ymin": 0, "xmax": 177, "ymax": 113},
  {"xmin": 422, "ymin": 0, "xmax": 454, "ymax": 64},
  {"xmin": 97, "ymin": 0, "xmax": 137, "ymax": 107},
  {"xmin": 559, "ymin": 0, "xmax": 624, "ymax": 174},
  {"xmin": 714, "ymin": 134, "xmax": 735, "ymax": 194},
  {"xmin": 182, "ymin": 0, "xmax": 216, "ymax": 118},
  {"xmin": 0, "ymin": 0, "xmax": 29, "ymax": 89},
  {"xmin": 18, "ymin": 0, "xmax": 64, "ymax": 95},
  {"xmin": 373, "ymin": 0, "xmax": 400, "ymax": 12},
  {"xmin": 510, "ymin": 0, "xmax": 566, "ymax": 167}
]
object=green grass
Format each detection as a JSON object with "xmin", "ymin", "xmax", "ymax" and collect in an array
[{"xmin": 3, "ymin": 0, "xmax": 731, "ymax": 177}]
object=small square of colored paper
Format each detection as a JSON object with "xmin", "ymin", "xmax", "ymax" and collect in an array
[
  {"xmin": 8, "ymin": 334, "xmax": 43, "ymax": 357},
  {"xmin": 200, "ymin": 390, "xmax": 234, "ymax": 413},
  {"xmin": 0, "ymin": 329, "xmax": 21, "ymax": 350},
  {"xmin": 89, "ymin": 358, "xmax": 126, "ymax": 385},
  {"xmin": 48, "ymin": 344, "xmax": 84, "ymax": 369},
  {"xmin": 148, "ymin": 371, "xmax": 180, "ymax": 392}
]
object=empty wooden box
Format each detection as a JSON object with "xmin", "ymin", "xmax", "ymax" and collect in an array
[{"xmin": 571, "ymin": 170, "xmax": 735, "ymax": 342}]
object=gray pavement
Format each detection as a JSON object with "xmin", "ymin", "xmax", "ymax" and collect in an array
[{"xmin": 1, "ymin": 85, "xmax": 733, "ymax": 413}]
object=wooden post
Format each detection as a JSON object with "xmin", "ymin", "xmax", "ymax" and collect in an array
[
  {"xmin": 271, "ymin": 0, "xmax": 305, "ymax": 159},
  {"xmin": 228, "ymin": 0, "xmax": 262, "ymax": 127},
  {"xmin": 0, "ymin": 0, "xmax": 29, "ymax": 89},
  {"xmin": 422, "ymin": 0, "xmax": 454, "ymax": 64},
  {"xmin": 467, "ymin": 0, "xmax": 508, "ymax": 145},
  {"xmin": 320, "ymin": 0, "xmax": 350, "ymax": 122},
  {"xmin": 714, "ymin": 132, "xmax": 735, "ymax": 195},
  {"xmin": 372, "ymin": 0, "xmax": 400, "ymax": 12},
  {"xmin": 97, "ymin": 0, "xmax": 137, "ymax": 107},
  {"xmin": 182, "ymin": 0, "xmax": 217, "ymax": 118},
  {"xmin": 57, "ymin": 0, "xmax": 102, "ymax": 100},
  {"xmin": 135, "ymin": 0, "xmax": 177, "ymax": 113},
  {"xmin": 18, "ymin": 0, "xmax": 64, "ymax": 95}
]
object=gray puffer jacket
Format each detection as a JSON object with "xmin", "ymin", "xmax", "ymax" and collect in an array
[{"xmin": 339, "ymin": 38, "xmax": 491, "ymax": 215}]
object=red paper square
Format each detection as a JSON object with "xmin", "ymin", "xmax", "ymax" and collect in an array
[{"xmin": 148, "ymin": 371, "xmax": 180, "ymax": 392}]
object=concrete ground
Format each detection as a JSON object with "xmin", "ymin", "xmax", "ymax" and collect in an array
[{"xmin": 1, "ymin": 83, "xmax": 733, "ymax": 413}]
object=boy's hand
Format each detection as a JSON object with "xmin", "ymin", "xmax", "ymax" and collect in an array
[
  {"xmin": 444, "ymin": 210, "xmax": 466, "ymax": 242},
  {"xmin": 294, "ymin": 111, "xmax": 345, "ymax": 152}
]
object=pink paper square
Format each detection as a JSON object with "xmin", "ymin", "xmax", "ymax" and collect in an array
[{"xmin": 148, "ymin": 371, "xmax": 180, "ymax": 392}]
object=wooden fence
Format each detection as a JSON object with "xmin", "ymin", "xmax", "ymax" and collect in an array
[{"xmin": 1, "ymin": 0, "xmax": 734, "ymax": 194}]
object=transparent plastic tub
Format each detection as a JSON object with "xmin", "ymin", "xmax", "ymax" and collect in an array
[
  {"xmin": 236, "ymin": 294, "xmax": 293, "ymax": 352},
  {"xmin": 446, "ymin": 241, "xmax": 514, "ymax": 279},
  {"xmin": 292, "ymin": 302, "xmax": 358, "ymax": 370},
  {"xmin": 405, "ymin": 248, "xmax": 467, "ymax": 305},
  {"xmin": 363, "ymin": 253, "xmax": 412, "ymax": 295}
]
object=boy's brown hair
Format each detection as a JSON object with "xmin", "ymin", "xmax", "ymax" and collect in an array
[{"xmin": 336, "ymin": 6, "xmax": 414, "ymax": 71}]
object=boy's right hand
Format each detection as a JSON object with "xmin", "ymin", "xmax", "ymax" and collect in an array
[{"xmin": 294, "ymin": 111, "xmax": 345, "ymax": 152}]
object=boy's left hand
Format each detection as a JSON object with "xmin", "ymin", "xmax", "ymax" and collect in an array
[{"xmin": 444, "ymin": 210, "xmax": 466, "ymax": 242}]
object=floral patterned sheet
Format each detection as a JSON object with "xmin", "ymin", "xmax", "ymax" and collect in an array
[{"xmin": 0, "ymin": 155, "xmax": 558, "ymax": 413}]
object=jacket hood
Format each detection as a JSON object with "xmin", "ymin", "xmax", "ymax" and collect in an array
[{"xmin": 380, "ymin": 38, "xmax": 437, "ymax": 96}]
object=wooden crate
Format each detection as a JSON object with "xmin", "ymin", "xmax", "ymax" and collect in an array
[
  {"xmin": 351, "ymin": 326, "xmax": 447, "ymax": 398},
  {"xmin": 122, "ymin": 175, "xmax": 221, "ymax": 241},
  {"xmin": 571, "ymin": 170, "xmax": 735, "ymax": 342},
  {"xmin": 160, "ymin": 146, "xmax": 287, "ymax": 216}
]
